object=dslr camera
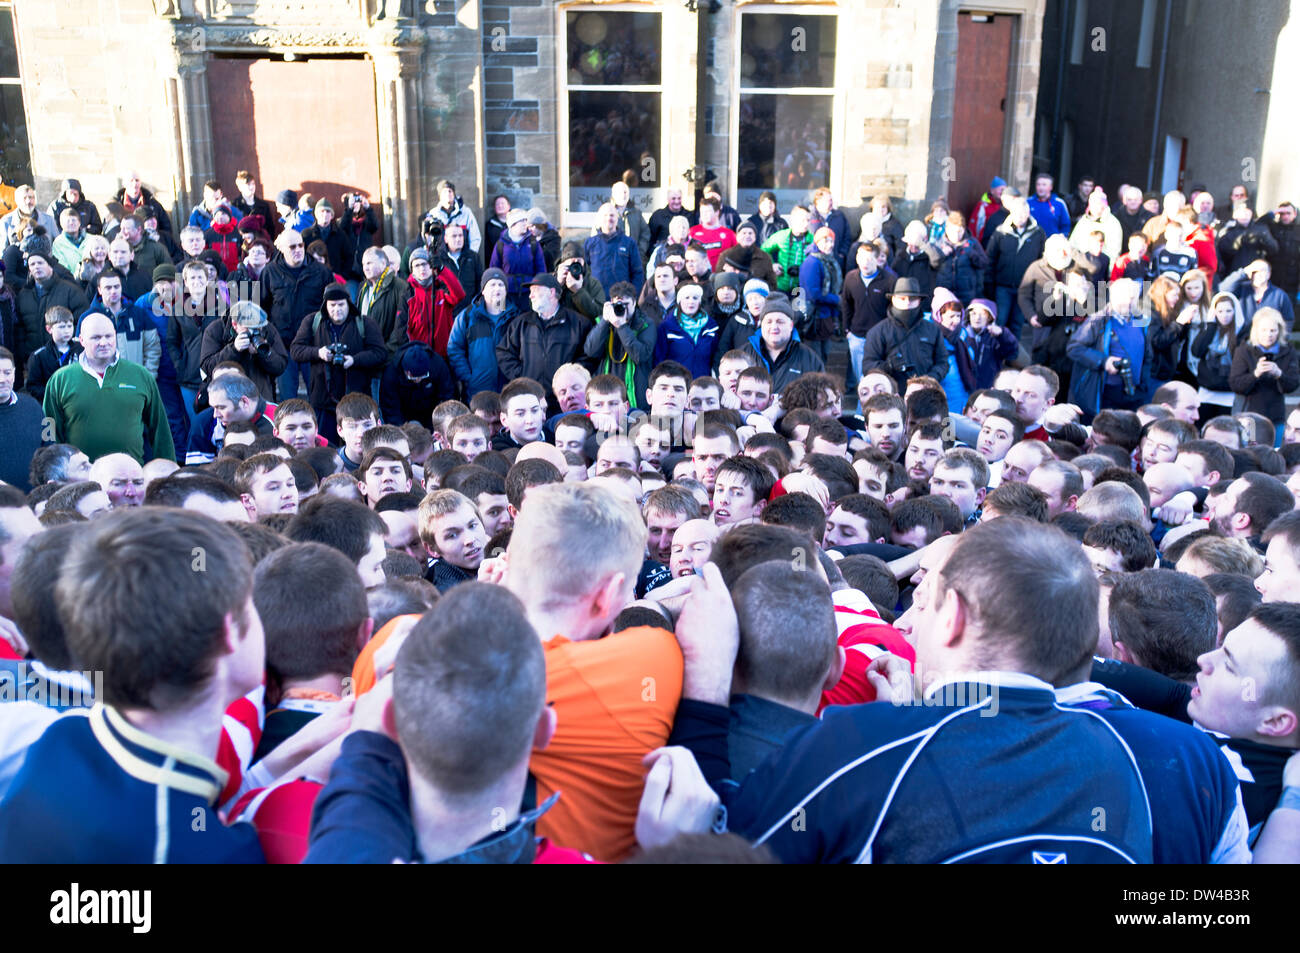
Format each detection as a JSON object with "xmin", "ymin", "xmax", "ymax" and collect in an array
[
  {"xmin": 326, "ymin": 341, "xmax": 349, "ymax": 366},
  {"xmin": 422, "ymin": 215, "xmax": 444, "ymax": 242},
  {"xmin": 885, "ymin": 350, "xmax": 913, "ymax": 377},
  {"xmin": 611, "ymin": 301, "xmax": 628, "ymax": 318},
  {"xmin": 245, "ymin": 326, "xmax": 263, "ymax": 348},
  {"xmin": 1114, "ymin": 357, "xmax": 1136, "ymax": 398},
  {"xmin": 566, "ymin": 259, "xmax": 585, "ymax": 281}
]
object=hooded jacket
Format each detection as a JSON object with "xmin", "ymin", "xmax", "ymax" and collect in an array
[
  {"xmin": 205, "ymin": 219, "xmax": 242, "ymax": 274},
  {"xmin": 1215, "ymin": 221, "xmax": 1279, "ymax": 277},
  {"xmin": 378, "ymin": 340, "xmax": 456, "ymax": 426},
  {"xmin": 447, "ymin": 295, "xmax": 518, "ymax": 397},
  {"xmin": 263, "ymin": 253, "xmax": 334, "ymax": 342},
  {"xmin": 198, "ymin": 315, "xmax": 289, "ymax": 403},
  {"xmin": 761, "ymin": 228, "xmax": 814, "ymax": 295},
  {"xmin": 808, "ymin": 207, "xmax": 851, "ymax": 270},
  {"xmin": 489, "ymin": 233, "xmax": 548, "ymax": 299},
  {"xmin": 798, "ymin": 251, "xmax": 843, "ymax": 339},
  {"xmin": 862, "ymin": 305, "xmax": 949, "ymax": 390},
  {"xmin": 396, "ymin": 267, "xmax": 465, "ymax": 358},
  {"xmin": 985, "ymin": 217, "xmax": 1046, "ymax": 290},
  {"xmin": 495, "ymin": 305, "xmax": 593, "ymax": 394},
  {"xmin": 112, "ymin": 186, "xmax": 173, "ymax": 234},
  {"xmin": 427, "ymin": 198, "xmax": 482, "ymax": 255},
  {"xmin": 928, "ymin": 236, "xmax": 989, "ymax": 306},
  {"xmin": 1191, "ymin": 293, "xmax": 1247, "ymax": 396},
  {"xmin": 289, "ymin": 298, "xmax": 388, "ymax": 411},
  {"xmin": 741, "ymin": 327, "xmax": 825, "ymax": 393},
  {"xmin": 48, "ymin": 192, "xmax": 103, "ymax": 236},
  {"xmin": 13, "ymin": 275, "xmax": 90, "ymax": 376}
]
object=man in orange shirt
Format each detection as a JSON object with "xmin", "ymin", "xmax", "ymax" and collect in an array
[{"xmin": 505, "ymin": 482, "xmax": 684, "ymax": 861}]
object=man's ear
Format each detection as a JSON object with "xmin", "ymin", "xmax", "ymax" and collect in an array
[
  {"xmin": 507, "ymin": 503, "xmax": 519, "ymax": 520},
  {"xmin": 239, "ymin": 493, "xmax": 257, "ymax": 521},
  {"xmin": 1064, "ymin": 494, "xmax": 1079, "ymax": 512},
  {"xmin": 533, "ymin": 705, "xmax": 558, "ymax": 752},
  {"xmin": 380, "ymin": 695, "xmax": 398, "ymax": 740},
  {"xmin": 1232, "ymin": 511, "xmax": 1252, "ymax": 535},
  {"xmin": 356, "ymin": 616, "xmax": 376, "ymax": 653},
  {"xmin": 753, "ymin": 498, "xmax": 767, "ymax": 517},
  {"xmin": 1113, "ymin": 640, "xmax": 1135, "ymax": 665},
  {"xmin": 589, "ymin": 571, "xmax": 628, "ymax": 622},
  {"xmin": 822, "ymin": 645, "xmax": 847, "ymax": 694},
  {"xmin": 1257, "ymin": 706, "xmax": 1298, "ymax": 741},
  {"xmin": 975, "ymin": 487, "xmax": 988, "ymax": 506},
  {"xmin": 938, "ymin": 584, "xmax": 966, "ymax": 650}
]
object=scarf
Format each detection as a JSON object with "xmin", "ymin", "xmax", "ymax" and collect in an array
[
  {"xmin": 676, "ymin": 307, "xmax": 708, "ymax": 342},
  {"xmin": 359, "ymin": 270, "xmax": 390, "ymax": 315}
]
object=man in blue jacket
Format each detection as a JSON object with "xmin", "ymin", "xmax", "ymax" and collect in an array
[
  {"xmin": 0, "ymin": 509, "xmax": 266, "ymax": 863},
  {"xmin": 447, "ymin": 268, "xmax": 516, "ymax": 398},
  {"xmin": 1028, "ymin": 172, "xmax": 1072, "ymax": 238},
  {"xmin": 671, "ymin": 518, "xmax": 1155, "ymax": 864},
  {"xmin": 1066, "ymin": 277, "xmax": 1153, "ymax": 418},
  {"xmin": 585, "ymin": 203, "xmax": 644, "ymax": 296}
]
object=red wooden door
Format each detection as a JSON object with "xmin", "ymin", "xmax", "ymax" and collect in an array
[
  {"xmin": 206, "ymin": 56, "xmax": 383, "ymax": 239},
  {"xmin": 949, "ymin": 13, "xmax": 1014, "ymax": 222}
]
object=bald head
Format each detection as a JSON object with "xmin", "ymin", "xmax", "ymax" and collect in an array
[
  {"xmin": 89, "ymin": 454, "xmax": 146, "ymax": 508},
  {"xmin": 516, "ymin": 440, "xmax": 568, "ymax": 473},
  {"xmin": 1143, "ymin": 462, "xmax": 1194, "ymax": 510}
]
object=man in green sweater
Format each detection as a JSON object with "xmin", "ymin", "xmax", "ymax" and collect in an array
[{"xmin": 42, "ymin": 313, "xmax": 176, "ymax": 463}]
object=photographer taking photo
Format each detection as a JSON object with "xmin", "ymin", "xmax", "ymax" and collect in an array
[
  {"xmin": 290, "ymin": 283, "xmax": 388, "ymax": 441},
  {"xmin": 199, "ymin": 299, "xmax": 288, "ymax": 404},
  {"xmin": 555, "ymin": 241, "xmax": 607, "ymax": 323},
  {"xmin": 584, "ymin": 282, "xmax": 657, "ymax": 411}
]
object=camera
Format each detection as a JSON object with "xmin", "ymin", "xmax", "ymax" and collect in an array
[
  {"xmin": 1115, "ymin": 357, "xmax": 1136, "ymax": 398},
  {"xmin": 245, "ymin": 326, "xmax": 263, "ymax": 348},
  {"xmin": 566, "ymin": 259, "xmax": 585, "ymax": 281},
  {"xmin": 327, "ymin": 341, "xmax": 349, "ymax": 366},
  {"xmin": 612, "ymin": 301, "xmax": 627, "ymax": 317},
  {"xmin": 422, "ymin": 216, "xmax": 444, "ymax": 240},
  {"xmin": 886, "ymin": 351, "xmax": 913, "ymax": 377}
]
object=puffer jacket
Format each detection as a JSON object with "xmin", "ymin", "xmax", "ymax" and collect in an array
[
  {"xmin": 583, "ymin": 230, "xmax": 644, "ymax": 294},
  {"xmin": 928, "ymin": 237, "xmax": 989, "ymax": 306},
  {"xmin": 651, "ymin": 309, "xmax": 719, "ymax": 381},
  {"xmin": 861, "ymin": 305, "xmax": 949, "ymax": 390},
  {"xmin": 447, "ymin": 296, "xmax": 518, "ymax": 397},
  {"xmin": 489, "ymin": 234, "xmax": 547, "ymax": 301}
]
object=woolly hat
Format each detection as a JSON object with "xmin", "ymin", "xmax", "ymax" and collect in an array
[
  {"xmin": 481, "ymin": 267, "xmax": 507, "ymax": 290},
  {"xmin": 276, "ymin": 189, "xmax": 298, "ymax": 207},
  {"xmin": 20, "ymin": 232, "xmax": 53, "ymax": 265}
]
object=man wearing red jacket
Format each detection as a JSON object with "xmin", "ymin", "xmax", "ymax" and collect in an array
[{"xmin": 398, "ymin": 247, "xmax": 464, "ymax": 357}]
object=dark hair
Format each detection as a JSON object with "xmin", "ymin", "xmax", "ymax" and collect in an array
[
  {"xmin": 393, "ymin": 583, "xmax": 546, "ymax": 795},
  {"xmin": 336, "ymin": 392, "xmax": 380, "ymax": 424},
  {"xmin": 143, "ymin": 473, "xmax": 242, "ymax": 509},
  {"xmin": 921, "ymin": 494, "xmax": 964, "ymax": 535},
  {"xmin": 1236, "ymin": 412, "xmax": 1275, "ymax": 449},
  {"xmin": 1050, "ymin": 511, "xmax": 1095, "ymax": 542},
  {"xmin": 297, "ymin": 446, "xmax": 342, "ymax": 481},
  {"xmin": 801, "ymin": 454, "xmax": 858, "ymax": 501},
  {"xmin": 1279, "ymin": 443, "xmax": 1300, "ymax": 472},
  {"xmin": 227, "ymin": 520, "xmax": 290, "ymax": 564},
  {"xmin": 358, "ymin": 446, "xmax": 414, "ymax": 484},
  {"xmin": 284, "ymin": 496, "xmax": 387, "ymax": 564},
  {"xmin": 368, "ymin": 578, "xmax": 439, "ymax": 632},
  {"xmin": 254, "ymin": 542, "xmax": 368, "ymax": 694},
  {"xmin": 805, "ymin": 418, "xmax": 848, "ymax": 451},
  {"xmin": 732, "ymin": 562, "xmax": 838, "ymax": 703},
  {"xmin": 710, "ymin": 523, "xmax": 819, "ymax": 589},
  {"xmin": 613, "ymin": 604, "xmax": 673, "ymax": 633},
  {"xmin": 1179, "ymin": 439, "xmax": 1234, "ymax": 483},
  {"xmin": 28, "ymin": 444, "xmax": 81, "ymax": 487},
  {"xmin": 45, "ymin": 481, "xmax": 105, "ymax": 514},
  {"xmin": 863, "ymin": 392, "xmax": 906, "ymax": 422},
  {"xmin": 444, "ymin": 465, "xmax": 507, "ymax": 504},
  {"xmin": 714, "ymin": 455, "xmax": 775, "ymax": 504},
  {"xmin": 890, "ymin": 497, "xmax": 945, "ymax": 546},
  {"xmin": 1235, "ymin": 472, "xmax": 1294, "ymax": 536},
  {"xmin": 964, "ymin": 388, "xmax": 1015, "ymax": 416},
  {"xmin": 746, "ymin": 432, "xmax": 793, "ymax": 460},
  {"xmin": 1108, "ymin": 569, "xmax": 1216, "ymax": 680},
  {"xmin": 832, "ymin": 493, "xmax": 892, "ymax": 543},
  {"xmin": 1248, "ymin": 446, "xmax": 1286, "ymax": 477},
  {"xmin": 1083, "ymin": 520, "xmax": 1158, "ymax": 572},
  {"xmin": 761, "ymin": 491, "xmax": 827, "ymax": 542},
  {"xmin": 360, "ymin": 423, "xmax": 410, "ymax": 454},
  {"xmin": 56, "ymin": 509, "xmax": 253, "ymax": 709},
  {"xmin": 1092, "ymin": 410, "xmax": 1142, "ymax": 452},
  {"xmin": 905, "ymin": 387, "xmax": 948, "ymax": 424},
  {"xmin": 11, "ymin": 524, "xmax": 83, "ymax": 670},
  {"xmin": 505, "ymin": 458, "xmax": 562, "ymax": 509},
  {"xmin": 1246, "ymin": 603, "xmax": 1300, "ymax": 711},
  {"xmin": 781, "ymin": 372, "xmax": 842, "ymax": 413},
  {"xmin": 1201, "ymin": 415, "xmax": 1245, "ymax": 448},
  {"xmin": 836, "ymin": 554, "xmax": 900, "ymax": 614},
  {"xmin": 1202, "ymin": 573, "xmax": 1261, "ymax": 643},
  {"xmin": 985, "ymin": 481, "xmax": 1051, "ymax": 523},
  {"xmin": 648, "ymin": 360, "xmax": 692, "ymax": 391},
  {"xmin": 425, "ymin": 449, "xmax": 470, "ymax": 485},
  {"xmin": 937, "ymin": 518, "xmax": 1098, "ymax": 683},
  {"xmin": 983, "ymin": 408, "xmax": 1025, "ymax": 444}
]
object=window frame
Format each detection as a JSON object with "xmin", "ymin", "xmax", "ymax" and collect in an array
[
  {"xmin": 730, "ymin": 3, "xmax": 844, "ymax": 212},
  {"xmin": 557, "ymin": 1, "xmax": 666, "ymax": 228}
]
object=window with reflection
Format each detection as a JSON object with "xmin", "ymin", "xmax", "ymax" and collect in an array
[
  {"xmin": 566, "ymin": 8, "xmax": 661, "ymax": 212},
  {"xmin": 0, "ymin": 3, "xmax": 30, "ymax": 187},
  {"xmin": 736, "ymin": 11, "xmax": 836, "ymax": 212}
]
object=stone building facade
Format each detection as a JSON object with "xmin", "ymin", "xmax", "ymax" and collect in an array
[{"xmin": 9, "ymin": 0, "xmax": 1046, "ymax": 241}]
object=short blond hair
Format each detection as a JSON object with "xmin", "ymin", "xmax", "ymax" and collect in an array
[
  {"xmin": 1249, "ymin": 308, "xmax": 1287, "ymax": 348},
  {"xmin": 1182, "ymin": 535, "xmax": 1264, "ymax": 578},
  {"xmin": 552, "ymin": 363, "xmax": 591, "ymax": 390},
  {"xmin": 418, "ymin": 489, "xmax": 476, "ymax": 549},
  {"xmin": 506, "ymin": 482, "xmax": 645, "ymax": 609}
]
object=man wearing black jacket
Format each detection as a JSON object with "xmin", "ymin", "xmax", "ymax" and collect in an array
[
  {"xmin": 647, "ymin": 187, "xmax": 698, "ymax": 249},
  {"xmin": 265, "ymin": 228, "xmax": 334, "ymax": 400},
  {"xmin": 378, "ymin": 341, "xmax": 455, "ymax": 427},
  {"xmin": 739, "ymin": 293, "xmax": 824, "ymax": 393},
  {"xmin": 842, "ymin": 242, "xmax": 897, "ymax": 393},
  {"xmin": 198, "ymin": 300, "xmax": 288, "ymax": 404},
  {"xmin": 862, "ymin": 278, "xmax": 948, "ymax": 391},
  {"xmin": 290, "ymin": 284, "xmax": 388, "ymax": 441}
]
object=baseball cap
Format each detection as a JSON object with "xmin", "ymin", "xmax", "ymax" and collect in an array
[{"xmin": 525, "ymin": 273, "xmax": 560, "ymax": 291}]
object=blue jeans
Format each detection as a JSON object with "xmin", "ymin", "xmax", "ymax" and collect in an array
[
  {"xmin": 846, "ymin": 332, "xmax": 866, "ymax": 394},
  {"xmin": 278, "ymin": 358, "xmax": 306, "ymax": 401},
  {"xmin": 995, "ymin": 285, "xmax": 1023, "ymax": 338}
]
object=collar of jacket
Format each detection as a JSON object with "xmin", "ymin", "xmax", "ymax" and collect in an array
[
  {"xmin": 428, "ymin": 791, "xmax": 560, "ymax": 865},
  {"xmin": 889, "ymin": 305, "xmax": 923, "ymax": 330},
  {"xmin": 89, "ymin": 704, "xmax": 228, "ymax": 805}
]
